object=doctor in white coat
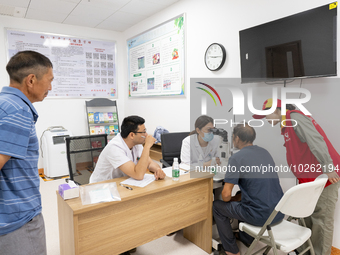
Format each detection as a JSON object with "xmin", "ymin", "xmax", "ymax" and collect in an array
[{"xmin": 181, "ymin": 115, "xmax": 220, "ymax": 167}]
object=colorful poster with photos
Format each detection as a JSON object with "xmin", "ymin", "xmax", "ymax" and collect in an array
[{"xmin": 127, "ymin": 14, "xmax": 185, "ymax": 97}]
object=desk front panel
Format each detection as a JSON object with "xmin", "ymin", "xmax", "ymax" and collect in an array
[
  {"xmin": 58, "ymin": 174, "xmax": 213, "ymax": 255},
  {"xmin": 76, "ymin": 179, "xmax": 211, "ymax": 254}
]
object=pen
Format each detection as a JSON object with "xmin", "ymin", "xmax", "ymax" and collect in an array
[{"xmin": 120, "ymin": 183, "xmax": 133, "ymax": 190}]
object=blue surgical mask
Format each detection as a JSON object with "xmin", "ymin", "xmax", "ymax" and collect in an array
[{"xmin": 202, "ymin": 132, "xmax": 214, "ymax": 142}]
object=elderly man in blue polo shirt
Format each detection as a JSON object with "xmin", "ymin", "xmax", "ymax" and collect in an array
[{"xmin": 0, "ymin": 51, "xmax": 53, "ymax": 255}]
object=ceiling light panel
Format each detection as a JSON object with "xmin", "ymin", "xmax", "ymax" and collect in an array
[
  {"xmin": 143, "ymin": 0, "xmax": 179, "ymax": 6},
  {"xmin": 26, "ymin": 8, "xmax": 69, "ymax": 23},
  {"xmin": 63, "ymin": 14, "xmax": 103, "ymax": 27},
  {"xmin": 119, "ymin": 0, "xmax": 165, "ymax": 16},
  {"xmin": 104, "ymin": 11, "xmax": 147, "ymax": 25},
  {"xmin": 70, "ymin": 3, "xmax": 118, "ymax": 20},
  {"xmin": 29, "ymin": 0, "xmax": 78, "ymax": 14},
  {"xmin": 80, "ymin": 0, "xmax": 131, "ymax": 9},
  {"xmin": 60, "ymin": 0, "xmax": 82, "ymax": 3}
]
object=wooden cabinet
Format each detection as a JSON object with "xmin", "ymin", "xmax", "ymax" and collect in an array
[{"xmin": 149, "ymin": 143, "xmax": 162, "ymax": 161}]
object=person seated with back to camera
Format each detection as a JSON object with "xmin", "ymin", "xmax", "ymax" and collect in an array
[
  {"xmin": 90, "ymin": 115, "xmax": 165, "ymax": 183},
  {"xmin": 180, "ymin": 115, "xmax": 221, "ymax": 168},
  {"xmin": 213, "ymin": 123, "xmax": 284, "ymax": 255}
]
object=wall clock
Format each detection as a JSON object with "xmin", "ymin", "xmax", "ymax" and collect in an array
[{"xmin": 204, "ymin": 43, "xmax": 226, "ymax": 71}]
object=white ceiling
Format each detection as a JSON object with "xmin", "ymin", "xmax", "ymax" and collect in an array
[{"xmin": 0, "ymin": 0, "xmax": 180, "ymax": 31}]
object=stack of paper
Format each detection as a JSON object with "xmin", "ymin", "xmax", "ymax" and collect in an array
[
  {"xmin": 179, "ymin": 163, "xmax": 190, "ymax": 171},
  {"xmin": 121, "ymin": 174, "xmax": 155, "ymax": 188},
  {"xmin": 161, "ymin": 167, "xmax": 189, "ymax": 178}
]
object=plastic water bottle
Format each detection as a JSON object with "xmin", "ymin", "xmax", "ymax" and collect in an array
[
  {"xmin": 210, "ymin": 157, "xmax": 217, "ymax": 175},
  {"xmin": 172, "ymin": 158, "xmax": 180, "ymax": 181},
  {"xmin": 198, "ymin": 154, "xmax": 204, "ymax": 172}
]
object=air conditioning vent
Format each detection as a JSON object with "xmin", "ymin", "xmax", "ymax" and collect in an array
[
  {"xmin": 0, "ymin": 5, "xmax": 15, "ymax": 16},
  {"xmin": 0, "ymin": 5, "xmax": 25, "ymax": 18}
]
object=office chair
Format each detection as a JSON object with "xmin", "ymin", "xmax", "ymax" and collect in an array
[
  {"xmin": 239, "ymin": 174, "xmax": 328, "ymax": 255},
  {"xmin": 160, "ymin": 132, "xmax": 189, "ymax": 167},
  {"xmin": 65, "ymin": 134, "xmax": 107, "ymax": 185}
]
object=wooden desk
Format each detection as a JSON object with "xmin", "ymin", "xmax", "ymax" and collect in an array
[{"xmin": 57, "ymin": 173, "xmax": 213, "ymax": 255}]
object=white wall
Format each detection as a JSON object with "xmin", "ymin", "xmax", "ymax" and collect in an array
[{"xmin": 123, "ymin": 0, "xmax": 340, "ymax": 248}]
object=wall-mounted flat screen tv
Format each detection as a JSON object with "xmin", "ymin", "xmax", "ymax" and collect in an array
[{"xmin": 239, "ymin": 2, "xmax": 337, "ymax": 84}]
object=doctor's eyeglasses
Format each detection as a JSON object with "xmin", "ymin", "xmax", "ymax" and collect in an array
[{"xmin": 134, "ymin": 129, "xmax": 147, "ymax": 134}]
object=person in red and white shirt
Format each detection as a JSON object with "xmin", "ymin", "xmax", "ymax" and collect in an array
[{"xmin": 253, "ymin": 98, "xmax": 340, "ymax": 255}]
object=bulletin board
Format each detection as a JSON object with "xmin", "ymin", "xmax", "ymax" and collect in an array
[
  {"xmin": 127, "ymin": 14, "xmax": 185, "ymax": 97},
  {"xmin": 6, "ymin": 29, "xmax": 117, "ymax": 98}
]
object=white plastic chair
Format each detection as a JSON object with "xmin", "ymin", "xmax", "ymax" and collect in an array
[{"xmin": 239, "ymin": 174, "xmax": 328, "ymax": 255}]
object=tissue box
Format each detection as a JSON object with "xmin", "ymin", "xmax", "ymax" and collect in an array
[{"xmin": 58, "ymin": 181, "xmax": 79, "ymax": 200}]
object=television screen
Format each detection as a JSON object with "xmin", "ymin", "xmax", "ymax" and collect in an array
[{"xmin": 239, "ymin": 2, "xmax": 337, "ymax": 84}]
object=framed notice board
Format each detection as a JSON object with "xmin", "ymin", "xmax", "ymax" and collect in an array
[
  {"xmin": 127, "ymin": 14, "xmax": 185, "ymax": 97},
  {"xmin": 6, "ymin": 29, "xmax": 117, "ymax": 98}
]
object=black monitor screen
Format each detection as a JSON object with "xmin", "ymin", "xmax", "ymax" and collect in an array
[{"xmin": 239, "ymin": 2, "xmax": 337, "ymax": 83}]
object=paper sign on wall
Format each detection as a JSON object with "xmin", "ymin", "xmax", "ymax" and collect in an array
[{"xmin": 6, "ymin": 29, "xmax": 117, "ymax": 98}]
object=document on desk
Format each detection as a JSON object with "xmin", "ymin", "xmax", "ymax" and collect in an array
[
  {"xmin": 179, "ymin": 163, "xmax": 190, "ymax": 171},
  {"xmin": 120, "ymin": 174, "xmax": 155, "ymax": 188},
  {"xmin": 162, "ymin": 167, "xmax": 189, "ymax": 178}
]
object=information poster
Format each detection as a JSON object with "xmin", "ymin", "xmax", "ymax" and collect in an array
[
  {"xmin": 127, "ymin": 14, "xmax": 185, "ymax": 97},
  {"xmin": 6, "ymin": 29, "xmax": 117, "ymax": 98}
]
